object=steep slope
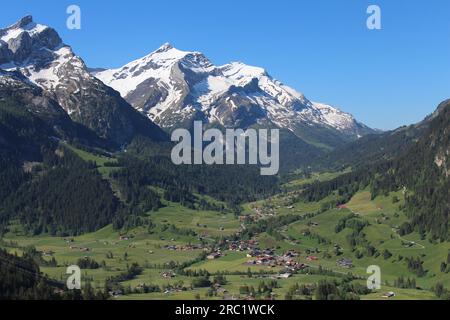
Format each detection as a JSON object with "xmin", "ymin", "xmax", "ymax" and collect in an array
[
  {"xmin": 379, "ymin": 99, "xmax": 450, "ymax": 239},
  {"xmin": 94, "ymin": 43, "xmax": 375, "ymax": 148},
  {"xmin": 0, "ymin": 16, "xmax": 167, "ymax": 147},
  {"xmin": 302, "ymin": 100, "xmax": 450, "ymax": 240},
  {"xmin": 0, "ymin": 69, "xmax": 110, "ymax": 153},
  {"xmin": 315, "ymin": 101, "xmax": 447, "ymax": 170},
  {"xmin": 0, "ymin": 248, "xmax": 59, "ymax": 299}
]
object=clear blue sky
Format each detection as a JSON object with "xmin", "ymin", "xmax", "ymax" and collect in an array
[{"xmin": 1, "ymin": 0, "xmax": 449, "ymax": 130}]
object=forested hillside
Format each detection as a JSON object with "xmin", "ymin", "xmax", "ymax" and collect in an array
[
  {"xmin": 0, "ymin": 248, "xmax": 57, "ymax": 299},
  {"xmin": 371, "ymin": 100, "xmax": 449, "ymax": 240},
  {"xmin": 301, "ymin": 100, "xmax": 450, "ymax": 240}
]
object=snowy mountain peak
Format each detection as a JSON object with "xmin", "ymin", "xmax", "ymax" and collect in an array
[
  {"xmin": 93, "ymin": 44, "xmax": 374, "ymax": 140},
  {"xmin": 94, "ymin": 43, "xmax": 214, "ymax": 99},
  {"xmin": 0, "ymin": 16, "xmax": 61, "ymax": 61},
  {"xmin": 7, "ymin": 15, "xmax": 33, "ymax": 30},
  {"xmin": 156, "ymin": 42, "xmax": 174, "ymax": 52},
  {"xmin": 0, "ymin": 17, "xmax": 168, "ymax": 146}
]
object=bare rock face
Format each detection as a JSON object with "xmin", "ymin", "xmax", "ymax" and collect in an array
[
  {"xmin": 10, "ymin": 15, "xmax": 33, "ymax": 29},
  {"xmin": 0, "ymin": 41, "xmax": 12, "ymax": 64},
  {"xmin": 8, "ymin": 31, "xmax": 33, "ymax": 61}
]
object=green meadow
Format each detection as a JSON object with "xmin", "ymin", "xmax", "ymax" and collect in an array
[{"xmin": 1, "ymin": 181, "xmax": 447, "ymax": 300}]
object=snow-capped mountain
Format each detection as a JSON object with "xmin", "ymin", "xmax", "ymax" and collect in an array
[
  {"xmin": 0, "ymin": 16, "xmax": 167, "ymax": 147},
  {"xmin": 94, "ymin": 43, "xmax": 374, "ymax": 145},
  {"xmin": 0, "ymin": 15, "xmax": 373, "ymax": 152}
]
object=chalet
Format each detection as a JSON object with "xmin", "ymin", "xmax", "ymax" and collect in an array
[
  {"xmin": 161, "ymin": 271, "xmax": 176, "ymax": 278},
  {"xmin": 109, "ymin": 289, "xmax": 123, "ymax": 297},
  {"xmin": 306, "ymin": 256, "xmax": 318, "ymax": 261},
  {"xmin": 337, "ymin": 258, "xmax": 353, "ymax": 268},
  {"xmin": 217, "ymin": 287, "xmax": 228, "ymax": 294},
  {"xmin": 278, "ymin": 273, "xmax": 292, "ymax": 279},
  {"xmin": 207, "ymin": 252, "xmax": 221, "ymax": 260},
  {"xmin": 337, "ymin": 204, "xmax": 348, "ymax": 210},
  {"xmin": 119, "ymin": 235, "xmax": 130, "ymax": 241},
  {"xmin": 43, "ymin": 250, "xmax": 54, "ymax": 256},
  {"xmin": 283, "ymin": 250, "xmax": 299, "ymax": 258},
  {"xmin": 382, "ymin": 291, "xmax": 396, "ymax": 298},
  {"xmin": 53, "ymin": 288, "xmax": 65, "ymax": 295}
]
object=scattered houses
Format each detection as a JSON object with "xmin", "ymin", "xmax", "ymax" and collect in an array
[
  {"xmin": 252, "ymin": 206, "xmax": 275, "ymax": 220},
  {"xmin": 163, "ymin": 244, "xmax": 205, "ymax": 251},
  {"xmin": 227, "ymin": 240, "xmax": 259, "ymax": 252},
  {"xmin": 69, "ymin": 246, "xmax": 90, "ymax": 252},
  {"xmin": 245, "ymin": 249, "xmax": 306, "ymax": 271}
]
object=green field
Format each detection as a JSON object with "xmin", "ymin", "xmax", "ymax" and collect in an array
[{"xmin": 1, "ymin": 182, "xmax": 447, "ymax": 300}]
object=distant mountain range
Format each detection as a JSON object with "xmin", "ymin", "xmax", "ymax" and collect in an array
[
  {"xmin": 1, "ymin": 16, "xmax": 376, "ymax": 159},
  {"xmin": 93, "ymin": 43, "xmax": 375, "ymax": 145}
]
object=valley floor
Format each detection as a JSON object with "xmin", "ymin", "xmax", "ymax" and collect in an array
[{"xmin": 1, "ymin": 177, "xmax": 448, "ymax": 300}]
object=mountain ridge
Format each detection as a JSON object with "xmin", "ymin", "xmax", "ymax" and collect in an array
[
  {"xmin": 0, "ymin": 16, "xmax": 168, "ymax": 148},
  {"xmin": 93, "ymin": 42, "xmax": 376, "ymax": 148}
]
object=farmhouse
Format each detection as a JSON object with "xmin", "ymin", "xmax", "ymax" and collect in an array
[
  {"xmin": 382, "ymin": 291, "xmax": 396, "ymax": 298},
  {"xmin": 109, "ymin": 289, "xmax": 123, "ymax": 297},
  {"xmin": 207, "ymin": 252, "xmax": 221, "ymax": 260},
  {"xmin": 161, "ymin": 271, "xmax": 176, "ymax": 278},
  {"xmin": 337, "ymin": 258, "xmax": 354, "ymax": 268},
  {"xmin": 43, "ymin": 250, "xmax": 54, "ymax": 256}
]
